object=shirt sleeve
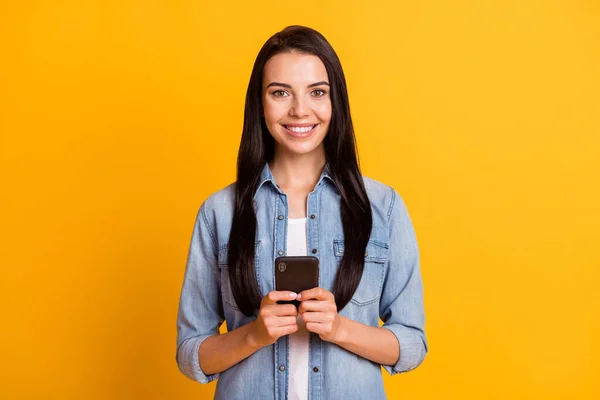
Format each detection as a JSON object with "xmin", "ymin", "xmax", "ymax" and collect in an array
[
  {"xmin": 380, "ymin": 188, "xmax": 428, "ymax": 375},
  {"xmin": 176, "ymin": 202, "xmax": 224, "ymax": 384}
]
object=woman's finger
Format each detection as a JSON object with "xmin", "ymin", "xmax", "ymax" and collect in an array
[
  {"xmin": 301, "ymin": 311, "xmax": 334, "ymax": 324},
  {"xmin": 261, "ymin": 303, "xmax": 297, "ymax": 318},
  {"xmin": 297, "ymin": 287, "xmax": 333, "ymax": 301},
  {"xmin": 305, "ymin": 322, "xmax": 326, "ymax": 335},
  {"xmin": 262, "ymin": 290, "xmax": 298, "ymax": 306},
  {"xmin": 298, "ymin": 300, "xmax": 336, "ymax": 314},
  {"xmin": 266, "ymin": 316, "xmax": 298, "ymax": 327},
  {"xmin": 274, "ymin": 324, "xmax": 299, "ymax": 336},
  {"xmin": 271, "ymin": 304, "xmax": 298, "ymax": 316}
]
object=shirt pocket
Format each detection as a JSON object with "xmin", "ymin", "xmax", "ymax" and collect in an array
[
  {"xmin": 333, "ymin": 239, "xmax": 388, "ymax": 306},
  {"xmin": 218, "ymin": 241, "xmax": 261, "ymax": 311}
]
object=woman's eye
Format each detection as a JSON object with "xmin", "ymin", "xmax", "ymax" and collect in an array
[
  {"xmin": 272, "ymin": 90, "xmax": 288, "ymax": 97},
  {"xmin": 312, "ymin": 89, "xmax": 326, "ymax": 97}
]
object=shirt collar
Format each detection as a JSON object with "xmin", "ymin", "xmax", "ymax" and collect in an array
[{"xmin": 253, "ymin": 162, "xmax": 335, "ymax": 199}]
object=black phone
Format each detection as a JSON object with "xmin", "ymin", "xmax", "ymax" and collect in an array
[{"xmin": 274, "ymin": 256, "xmax": 319, "ymax": 308}]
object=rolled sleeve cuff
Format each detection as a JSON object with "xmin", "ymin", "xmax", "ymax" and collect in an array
[
  {"xmin": 381, "ymin": 325, "xmax": 427, "ymax": 375},
  {"xmin": 176, "ymin": 334, "xmax": 220, "ymax": 384}
]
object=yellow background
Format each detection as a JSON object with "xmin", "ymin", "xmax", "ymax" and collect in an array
[{"xmin": 1, "ymin": 1, "xmax": 599, "ymax": 399}]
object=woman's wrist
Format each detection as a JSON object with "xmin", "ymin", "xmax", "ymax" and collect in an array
[
  {"xmin": 244, "ymin": 321, "xmax": 262, "ymax": 350},
  {"xmin": 329, "ymin": 315, "xmax": 349, "ymax": 345}
]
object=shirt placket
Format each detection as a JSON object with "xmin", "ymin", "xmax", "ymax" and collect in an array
[
  {"xmin": 306, "ymin": 187, "xmax": 322, "ymax": 400},
  {"xmin": 274, "ymin": 191, "xmax": 289, "ymax": 400}
]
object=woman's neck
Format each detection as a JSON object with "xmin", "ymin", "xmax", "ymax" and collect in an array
[{"xmin": 269, "ymin": 148, "xmax": 326, "ymax": 192}]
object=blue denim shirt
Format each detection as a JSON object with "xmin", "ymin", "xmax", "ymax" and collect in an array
[{"xmin": 176, "ymin": 163, "xmax": 427, "ymax": 399}]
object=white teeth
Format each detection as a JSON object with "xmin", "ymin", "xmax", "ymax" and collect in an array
[{"xmin": 286, "ymin": 125, "xmax": 314, "ymax": 133}]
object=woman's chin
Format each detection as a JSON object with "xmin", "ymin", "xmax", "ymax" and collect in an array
[{"xmin": 276, "ymin": 141, "xmax": 325, "ymax": 157}]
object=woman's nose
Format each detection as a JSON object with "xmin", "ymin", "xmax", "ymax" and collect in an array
[{"xmin": 289, "ymin": 96, "xmax": 308, "ymax": 117}]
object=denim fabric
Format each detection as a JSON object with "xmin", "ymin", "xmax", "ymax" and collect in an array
[{"xmin": 176, "ymin": 163, "xmax": 427, "ymax": 399}]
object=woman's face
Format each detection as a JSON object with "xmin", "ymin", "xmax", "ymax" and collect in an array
[{"xmin": 262, "ymin": 52, "xmax": 332, "ymax": 158}]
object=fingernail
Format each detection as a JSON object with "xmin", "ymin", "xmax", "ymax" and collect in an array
[
  {"xmin": 296, "ymin": 294, "xmax": 302, "ymax": 300},
  {"xmin": 290, "ymin": 292, "xmax": 297, "ymax": 298}
]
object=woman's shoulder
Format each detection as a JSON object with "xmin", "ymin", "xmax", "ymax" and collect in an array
[
  {"xmin": 362, "ymin": 175, "xmax": 407, "ymax": 220},
  {"xmin": 203, "ymin": 182, "xmax": 236, "ymax": 207},
  {"xmin": 198, "ymin": 182, "xmax": 237, "ymax": 223},
  {"xmin": 362, "ymin": 175, "xmax": 395, "ymax": 202}
]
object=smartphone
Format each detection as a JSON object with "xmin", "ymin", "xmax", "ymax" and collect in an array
[{"xmin": 274, "ymin": 256, "xmax": 319, "ymax": 308}]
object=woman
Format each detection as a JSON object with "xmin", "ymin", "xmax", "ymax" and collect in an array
[{"xmin": 176, "ymin": 25, "xmax": 427, "ymax": 400}]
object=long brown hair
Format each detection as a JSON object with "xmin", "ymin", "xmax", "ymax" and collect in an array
[{"xmin": 229, "ymin": 25, "xmax": 373, "ymax": 316}]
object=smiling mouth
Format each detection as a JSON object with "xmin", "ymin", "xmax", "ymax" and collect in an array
[{"xmin": 283, "ymin": 124, "xmax": 318, "ymax": 133}]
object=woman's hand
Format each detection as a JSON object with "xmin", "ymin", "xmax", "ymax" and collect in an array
[
  {"xmin": 247, "ymin": 291, "xmax": 299, "ymax": 348},
  {"xmin": 297, "ymin": 287, "xmax": 343, "ymax": 343}
]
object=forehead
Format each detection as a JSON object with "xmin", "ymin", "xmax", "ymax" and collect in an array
[{"xmin": 263, "ymin": 52, "xmax": 328, "ymax": 86}]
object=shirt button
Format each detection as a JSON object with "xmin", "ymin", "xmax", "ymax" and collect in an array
[
  {"xmin": 311, "ymin": 248, "xmax": 317, "ymax": 254},
  {"xmin": 279, "ymin": 365, "xmax": 285, "ymax": 371},
  {"xmin": 310, "ymin": 214, "xmax": 316, "ymax": 219},
  {"xmin": 313, "ymin": 367, "xmax": 319, "ymax": 372},
  {"xmin": 278, "ymin": 250, "xmax": 284, "ymax": 256},
  {"xmin": 278, "ymin": 215, "xmax": 284, "ymax": 220}
]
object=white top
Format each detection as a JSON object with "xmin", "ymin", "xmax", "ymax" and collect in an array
[{"xmin": 286, "ymin": 217, "xmax": 309, "ymax": 400}]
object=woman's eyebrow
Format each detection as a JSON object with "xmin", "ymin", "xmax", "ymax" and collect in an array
[
  {"xmin": 266, "ymin": 82, "xmax": 291, "ymax": 89},
  {"xmin": 265, "ymin": 81, "xmax": 330, "ymax": 89},
  {"xmin": 307, "ymin": 81, "xmax": 330, "ymax": 88}
]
